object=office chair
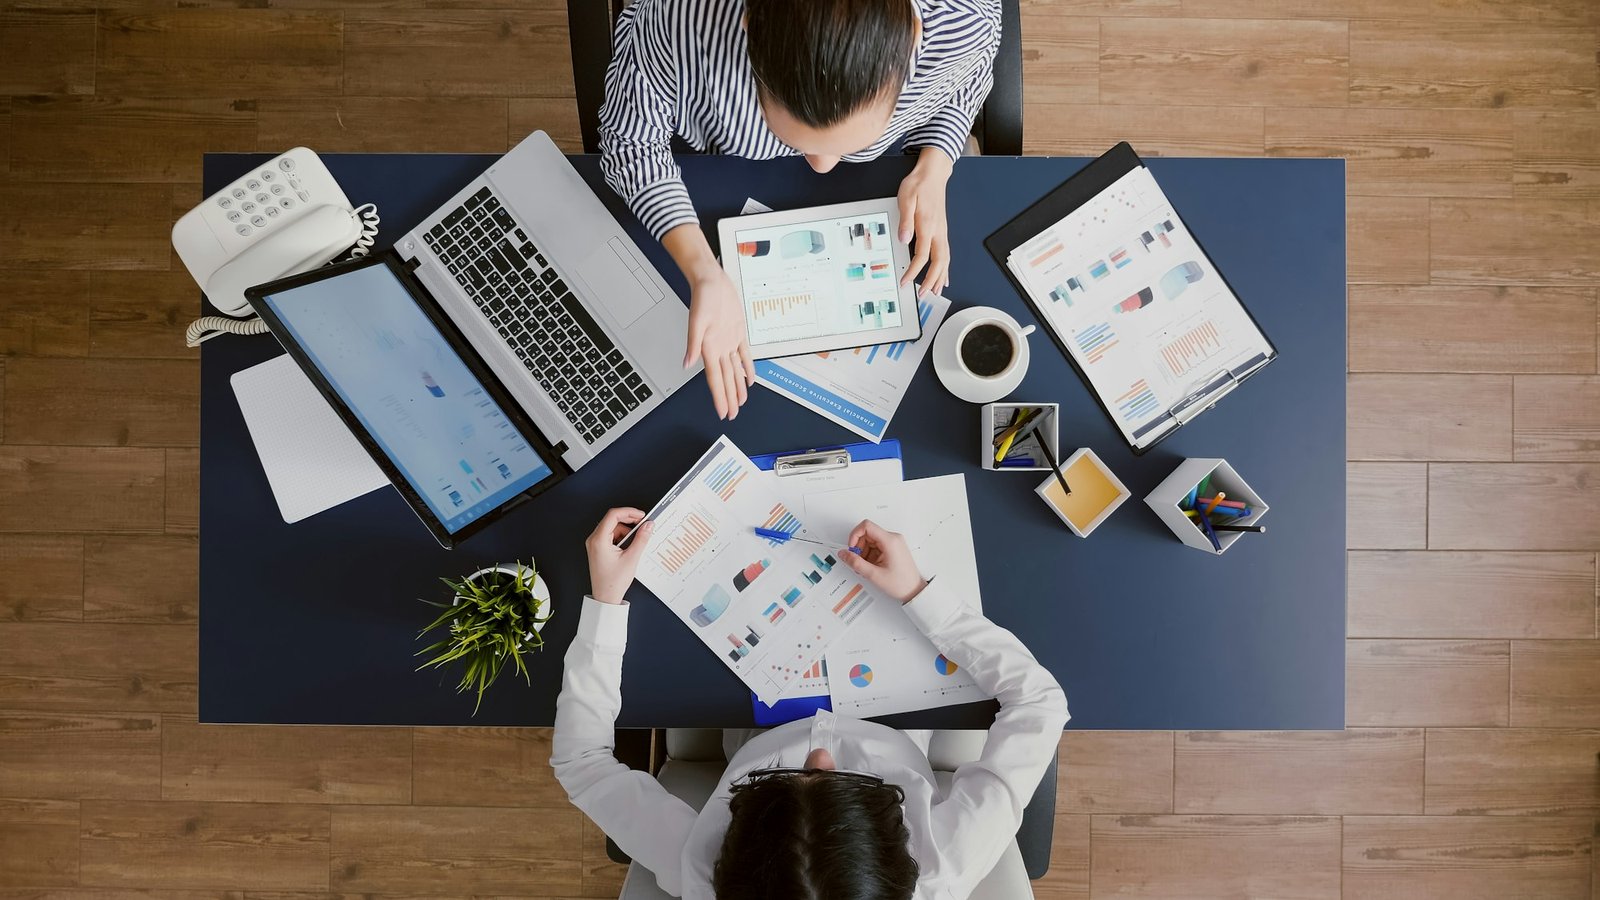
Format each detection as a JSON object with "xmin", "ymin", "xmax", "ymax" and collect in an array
[
  {"xmin": 607, "ymin": 728, "xmax": 1059, "ymax": 898},
  {"xmin": 566, "ymin": 0, "xmax": 1025, "ymax": 155}
]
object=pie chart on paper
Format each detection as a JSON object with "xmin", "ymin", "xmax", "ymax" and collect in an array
[
  {"xmin": 934, "ymin": 654, "xmax": 958, "ymax": 676},
  {"xmin": 848, "ymin": 664, "xmax": 874, "ymax": 688}
]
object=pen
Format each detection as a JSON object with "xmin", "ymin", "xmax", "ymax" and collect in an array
[
  {"xmin": 1212, "ymin": 524, "xmax": 1266, "ymax": 533},
  {"xmin": 1184, "ymin": 507, "xmax": 1251, "ymax": 518},
  {"xmin": 1005, "ymin": 411, "xmax": 1072, "ymax": 496},
  {"xmin": 753, "ymin": 527, "xmax": 861, "ymax": 554},
  {"xmin": 1193, "ymin": 506, "xmax": 1223, "ymax": 551},
  {"xmin": 993, "ymin": 407, "xmax": 1044, "ymax": 463},
  {"xmin": 1202, "ymin": 491, "xmax": 1226, "ymax": 515},
  {"xmin": 999, "ymin": 456, "xmax": 1038, "ymax": 468},
  {"xmin": 1187, "ymin": 498, "xmax": 1250, "ymax": 510}
]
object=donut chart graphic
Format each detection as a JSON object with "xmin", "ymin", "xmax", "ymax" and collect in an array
[
  {"xmin": 848, "ymin": 663, "xmax": 874, "ymax": 688},
  {"xmin": 934, "ymin": 654, "xmax": 958, "ymax": 676}
]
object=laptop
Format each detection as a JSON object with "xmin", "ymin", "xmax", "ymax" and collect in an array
[{"xmin": 244, "ymin": 130, "xmax": 695, "ymax": 547}]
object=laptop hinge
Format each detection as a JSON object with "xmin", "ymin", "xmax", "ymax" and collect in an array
[{"xmin": 552, "ymin": 440, "xmax": 568, "ymax": 456}]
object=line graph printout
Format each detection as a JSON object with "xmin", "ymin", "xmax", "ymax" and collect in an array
[
  {"xmin": 1005, "ymin": 165, "xmax": 1273, "ymax": 450},
  {"xmin": 804, "ymin": 474, "xmax": 989, "ymax": 717},
  {"xmin": 635, "ymin": 436, "xmax": 881, "ymax": 703}
]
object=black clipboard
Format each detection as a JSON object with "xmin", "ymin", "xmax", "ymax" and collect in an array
[{"xmin": 984, "ymin": 143, "xmax": 1278, "ymax": 454}]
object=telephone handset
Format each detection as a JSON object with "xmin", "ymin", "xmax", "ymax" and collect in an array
[{"xmin": 173, "ymin": 147, "xmax": 378, "ymax": 345}]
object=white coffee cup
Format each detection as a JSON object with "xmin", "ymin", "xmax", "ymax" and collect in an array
[{"xmin": 955, "ymin": 314, "xmax": 1036, "ymax": 382}]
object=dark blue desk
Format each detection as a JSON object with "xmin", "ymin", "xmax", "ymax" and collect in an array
[{"xmin": 200, "ymin": 152, "xmax": 1346, "ymax": 730}]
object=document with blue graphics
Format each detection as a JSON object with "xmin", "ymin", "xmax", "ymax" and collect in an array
[{"xmin": 754, "ymin": 292, "xmax": 950, "ymax": 442}]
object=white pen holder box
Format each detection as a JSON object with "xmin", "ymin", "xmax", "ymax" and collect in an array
[
  {"xmin": 1144, "ymin": 458, "xmax": 1270, "ymax": 555},
  {"xmin": 982, "ymin": 402, "xmax": 1059, "ymax": 472},
  {"xmin": 1035, "ymin": 447, "xmax": 1129, "ymax": 538}
]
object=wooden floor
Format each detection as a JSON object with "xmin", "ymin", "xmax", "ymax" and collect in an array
[{"xmin": 1, "ymin": 0, "xmax": 1597, "ymax": 896}]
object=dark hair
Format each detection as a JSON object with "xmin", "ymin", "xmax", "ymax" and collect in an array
[
  {"xmin": 746, "ymin": 0, "xmax": 917, "ymax": 128},
  {"xmin": 713, "ymin": 771, "xmax": 919, "ymax": 899}
]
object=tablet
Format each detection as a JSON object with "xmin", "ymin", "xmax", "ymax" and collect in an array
[{"xmin": 718, "ymin": 198, "xmax": 923, "ymax": 359}]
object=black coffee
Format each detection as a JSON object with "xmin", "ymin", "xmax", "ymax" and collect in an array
[{"xmin": 960, "ymin": 323, "xmax": 1015, "ymax": 377}]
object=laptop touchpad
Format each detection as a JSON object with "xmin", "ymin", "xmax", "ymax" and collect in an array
[{"xmin": 577, "ymin": 239, "xmax": 662, "ymax": 330}]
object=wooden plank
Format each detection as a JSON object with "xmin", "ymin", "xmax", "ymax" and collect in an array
[
  {"xmin": 329, "ymin": 805, "xmax": 582, "ymax": 894},
  {"xmin": 80, "ymin": 800, "xmax": 330, "ymax": 892},
  {"xmin": 1425, "ymin": 728, "xmax": 1600, "ymax": 816},
  {"xmin": 580, "ymin": 814, "xmax": 627, "ymax": 899},
  {"xmin": 0, "ymin": 892, "xmax": 244, "ymax": 899},
  {"xmin": 165, "ymin": 449, "xmax": 199, "ymax": 536},
  {"xmin": 0, "ymin": 10, "xmax": 96, "ymax": 95},
  {"xmin": 1173, "ymin": 729, "xmax": 1424, "ymax": 814},
  {"xmin": 89, "ymin": 271, "xmax": 204, "ymax": 360},
  {"xmin": 0, "ymin": 798, "xmax": 79, "ymax": 887},
  {"xmin": 0, "ymin": 447, "xmax": 165, "ymax": 534},
  {"xmin": 1515, "ymin": 376, "xmax": 1600, "ymax": 461},
  {"xmin": 0, "ymin": 623, "xmax": 195, "ymax": 713},
  {"xmin": 97, "ymin": 10, "xmax": 343, "ymax": 98},
  {"xmin": 1351, "ymin": 20, "xmax": 1598, "ymax": 109},
  {"xmin": 1182, "ymin": 0, "xmax": 1598, "ymax": 21},
  {"xmin": 1515, "ymin": 112, "xmax": 1600, "ymax": 199},
  {"xmin": 1344, "ymin": 816, "xmax": 1594, "ymax": 900},
  {"xmin": 1022, "ymin": 0, "xmax": 1179, "ymax": 15},
  {"xmin": 1348, "ymin": 197, "xmax": 1430, "ymax": 284},
  {"xmin": 1429, "ymin": 463, "xmax": 1600, "ymax": 550},
  {"xmin": 343, "ymin": 9, "xmax": 573, "ymax": 98},
  {"xmin": 0, "ymin": 270, "xmax": 91, "ymax": 357},
  {"xmin": 162, "ymin": 716, "xmax": 410, "ymax": 804},
  {"xmin": 1031, "ymin": 813, "xmax": 1090, "ymax": 900},
  {"xmin": 1026, "ymin": 104, "xmax": 1264, "ymax": 157},
  {"xmin": 507, "ymin": 98, "xmax": 583, "ymax": 154},
  {"xmin": 1100, "ymin": 18, "xmax": 1349, "ymax": 108},
  {"xmin": 1431, "ymin": 199, "xmax": 1600, "ymax": 285},
  {"xmin": 1266, "ymin": 108, "xmax": 1513, "ymax": 198},
  {"xmin": 0, "ymin": 535, "xmax": 83, "ymax": 623},
  {"xmin": 0, "ymin": 712, "xmax": 161, "ymax": 800},
  {"xmin": 1089, "ymin": 815, "xmax": 1341, "ymax": 899},
  {"xmin": 1019, "ymin": 15, "xmax": 1098, "ymax": 106},
  {"xmin": 258, "ymin": 98, "xmax": 509, "ymax": 153},
  {"xmin": 10, "ymin": 96, "xmax": 256, "ymax": 183},
  {"xmin": 1060, "ymin": 731, "xmax": 1173, "ymax": 814},
  {"xmin": 1349, "ymin": 286, "xmax": 1597, "ymax": 374},
  {"xmin": 0, "ymin": 183, "xmax": 172, "ymax": 270},
  {"xmin": 1348, "ymin": 551, "xmax": 1597, "ymax": 638},
  {"xmin": 1346, "ymin": 639, "xmax": 1509, "ymax": 726},
  {"xmin": 1347, "ymin": 462, "xmax": 1427, "ymax": 550},
  {"xmin": 1511, "ymin": 641, "xmax": 1600, "ymax": 727},
  {"xmin": 1348, "ymin": 374, "xmax": 1512, "ymax": 461},
  {"xmin": 411, "ymin": 727, "xmax": 566, "ymax": 808},
  {"xmin": 82, "ymin": 536, "xmax": 197, "ymax": 624},
  {"xmin": 3, "ymin": 358, "xmax": 199, "ymax": 447}
]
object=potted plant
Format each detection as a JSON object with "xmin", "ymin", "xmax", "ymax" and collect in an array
[{"xmin": 415, "ymin": 561, "xmax": 551, "ymax": 714}]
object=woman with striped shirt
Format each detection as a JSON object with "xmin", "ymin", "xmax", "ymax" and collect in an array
[{"xmin": 599, "ymin": 0, "xmax": 1003, "ymax": 419}]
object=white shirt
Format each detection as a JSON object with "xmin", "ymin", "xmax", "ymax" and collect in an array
[{"xmin": 551, "ymin": 583, "xmax": 1069, "ymax": 899}]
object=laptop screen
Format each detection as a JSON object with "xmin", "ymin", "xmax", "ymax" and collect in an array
[{"xmin": 256, "ymin": 262, "xmax": 555, "ymax": 534}]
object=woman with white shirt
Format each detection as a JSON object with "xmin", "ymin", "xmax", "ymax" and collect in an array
[{"xmin": 552, "ymin": 507, "xmax": 1069, "ymax": 899}]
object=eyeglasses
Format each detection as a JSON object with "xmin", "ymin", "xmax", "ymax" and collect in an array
[{"xmin": 737, "ymin": 766, "xmax": 885, "ymax": 788}]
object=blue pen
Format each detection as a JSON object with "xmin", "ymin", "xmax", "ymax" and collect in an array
[
  {"xmin": 754, "ymin": 526, "xmax": 862, "ymax": 555},
  {"xmin": 999, "ymin": 457, "xmax": 1038, "ymax": 468},
  {"xmin": 1193, "ymin": 508, "xmax": 1223, "ymax": 552}
]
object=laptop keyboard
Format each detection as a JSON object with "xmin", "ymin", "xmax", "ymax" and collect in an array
[{"xmin": 422, "ymin": 186, "xmax": 652, "ymax": 445}]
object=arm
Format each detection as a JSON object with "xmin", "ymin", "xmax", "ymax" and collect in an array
[
  {"xmin": 899, "ymin": 0, "xmax": 1003, "ymax": 165},
  {"xmin": 597, "ymin": 0, "xmax": 755, "ymax": 419},
  {"xmin": 840, "ymin": 519, "xmax": 1068, "ymax": 897},
  {"xmin": 549, "ymin": 510, "xmax": 698, "ymax": 897}
]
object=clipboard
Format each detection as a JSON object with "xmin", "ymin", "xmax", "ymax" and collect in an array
[
  {"xmin": 746, "ymin": 439, "xmax": 903, "ymax": 725},
  {"xmin": 984, "ymin": 143, "xmax": 1278, "ymax": 454}
]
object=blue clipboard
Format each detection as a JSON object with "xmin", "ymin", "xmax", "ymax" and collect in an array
[{"xmin": 747, "ymin": 440, "xmax": 903, "ymax": 726}]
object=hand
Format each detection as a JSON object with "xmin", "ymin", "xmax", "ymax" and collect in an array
[
  {"xmin": 839, "ymin": 519, "xmax": 928, "ymax": 604},
  {"xmin": 897, "ymin": 148, "xmax": 954, "ymax": 298},
  {"xmin": 684, "ymin": 267, "xmax": 756, "ymax": 420},
  {"xmin": 586, "ymin": 507, "xmax": 653, "ymax": 605}
]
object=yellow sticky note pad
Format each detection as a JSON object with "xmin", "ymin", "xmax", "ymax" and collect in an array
[{"xmin": 1036, "ymin": 448, "xmax": 1129, "ymax": 537}]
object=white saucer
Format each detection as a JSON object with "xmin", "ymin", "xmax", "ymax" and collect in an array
[{"xmin": 932, "ymin": 307, "xmax": 1032, "ymax": 404}]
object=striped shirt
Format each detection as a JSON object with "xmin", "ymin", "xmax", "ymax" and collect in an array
[{"xmin": 598, "ymin": 0, "xmax": 1003, "ymax": 240}]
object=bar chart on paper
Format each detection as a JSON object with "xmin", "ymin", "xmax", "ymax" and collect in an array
[{"xmin": 1159, "ymin": 319, "xmax": 1223, "ymax": 379}]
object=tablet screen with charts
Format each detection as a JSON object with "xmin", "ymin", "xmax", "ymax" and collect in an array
[{"xmin": 718, "ymin": 199, "xmax": 924, "ymax": 359}]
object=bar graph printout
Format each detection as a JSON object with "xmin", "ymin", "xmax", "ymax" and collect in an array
[
  {"xmin": 1005, "ymin": 165, "xmax": 1274, "ymax": 450},
  {"xmin": 634, "ymin": 436, "xmax": 881, "ymax": 703}
]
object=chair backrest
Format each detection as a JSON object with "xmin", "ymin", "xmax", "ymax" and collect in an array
[{"xmin": 566, "ymin": 0, "xmax": 1024, "ymax": 155}]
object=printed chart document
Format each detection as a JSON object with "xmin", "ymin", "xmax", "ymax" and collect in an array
[
  {"xmin": 635, "ymin": 436, "xmax": 881, "ymax": 704},
  {"xmin": 1005, "ymin": 165, "xmax": 1273, "ymax": 450},
  {"xmin": 804, "ymin": 475, "xmax": 990, "ymax": 717}
]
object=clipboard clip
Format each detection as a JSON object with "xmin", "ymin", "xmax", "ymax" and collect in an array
[
  {"xmin": 1169, "ymin": 368, "xmax": 1241, "ymax": 426},
  {"xmin": 773, "ymin": 448, "xmax": 851, "ymax": 476}
]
